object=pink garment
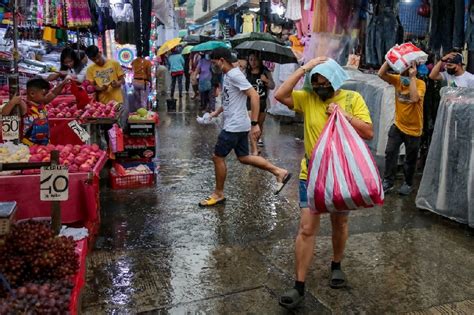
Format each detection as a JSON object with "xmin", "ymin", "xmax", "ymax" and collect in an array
[{"xmin": 65, "ymin": 0, "xmax": 93, "ymax": 28}]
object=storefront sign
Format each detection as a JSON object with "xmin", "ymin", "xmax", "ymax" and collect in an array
[{"xmin": 40, "ymin": 165, "xmax": 69, "ymax": 201}]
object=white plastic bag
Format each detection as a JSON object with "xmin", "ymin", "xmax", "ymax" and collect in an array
[{"xmin": 385, "ymin": 42, "xmax": 428, "ymax": 73}]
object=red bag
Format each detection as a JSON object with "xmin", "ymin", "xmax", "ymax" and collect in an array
[{"xmin": 70, "ymin": 83, "xmax": 90, "ymax": 110}]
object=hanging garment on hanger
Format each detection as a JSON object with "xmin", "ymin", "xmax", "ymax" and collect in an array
[
  {"xmin": 242, "ymin": 13, "xmax": 255, "ymax": 33},
  {"xmin": 64, "ymin": 0, "xmax": 93, "ymax": 28},
  {"xmin": 285, "ymin": 0, "xmax": 302, "ymax": 21},
  {"xmin": 133, "ymin": 0, "xmax": 152, "ymax": 57}
]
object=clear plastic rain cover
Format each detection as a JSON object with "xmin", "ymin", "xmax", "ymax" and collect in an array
[{"xmin": 416, "ymin": 87, "xmax": 474, "ymax": 227}]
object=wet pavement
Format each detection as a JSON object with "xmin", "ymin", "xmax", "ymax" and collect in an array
[{"xmin": 82, "ymin": 95, "xmax": 474, "ymax": 314}]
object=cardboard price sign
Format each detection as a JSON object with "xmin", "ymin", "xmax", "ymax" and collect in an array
[
  {"xmin": 68, "ymin": 120, "xmax": 90, "ymax": 143},
  {"xmin": 40, "ymin": 165, "xmax": 69, "ymax": 201},
  {"xmin": 1, "ymin": 115, "xmax": 20, "ymax": 140}
]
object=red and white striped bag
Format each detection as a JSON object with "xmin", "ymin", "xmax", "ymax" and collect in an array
[{"xmin": 307, "ymin": 107, "xmax": 384, "ymax": 214}]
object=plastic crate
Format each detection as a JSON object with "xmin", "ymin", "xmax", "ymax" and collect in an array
[
  {"xmin": 0, "ymin": 201, "xmax": 17, "ymax": 236},
  {"xmin": 109, "ymin": 162, "xmax": 156, "ymax": 189}
]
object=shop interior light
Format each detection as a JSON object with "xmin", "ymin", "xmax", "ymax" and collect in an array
[{"xmin": 249, "ymin": 8, "xmax": 260, "ymax": 12}]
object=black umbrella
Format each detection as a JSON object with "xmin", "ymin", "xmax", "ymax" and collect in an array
[
  {"xmin": 235, "ymin": 40, "xmax": 298, "ymax": 64},
  {"xmin": 182, "ymin": 35, "xmax": 212, "ymax": 45},
  {"xmin": 229, "ymin": 32, "xmax": 283, "ymax": 48}
]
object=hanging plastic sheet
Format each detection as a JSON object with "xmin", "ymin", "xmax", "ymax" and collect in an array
[
  {"xmin": 416, "ymin": 87, "xmax": 474, "ymax": 228},
  {"xmin": 341, "ymin": 68, "xmax": 395, "ymax": 156}
]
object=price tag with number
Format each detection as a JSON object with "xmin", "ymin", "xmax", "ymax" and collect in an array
[
  {"xmin": 68, "ymin": 120, "xmax": 90, "ymax": 143},
  {"xmin": 1, "ymin": 115, "xmax": 20, "ymax": 141},
  {"xmin": 40, "ymin": 165, "xmax": 69, "ymax": 201}
]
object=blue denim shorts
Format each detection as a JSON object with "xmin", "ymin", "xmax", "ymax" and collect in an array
[{"xmin": 299, "ymin": 180, "xmax": 308, "ymax": 209}]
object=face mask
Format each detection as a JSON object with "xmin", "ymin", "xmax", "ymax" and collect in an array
[
  {"xmin": 313, "ymin": 86, "xmax": 334, "ymax": 101},
  {"xmin": 447, "ymin": 67, "xmax": 457, "ymax": 75},
  {"xmin": 205, "ymin": 54, "xmax": 210, "ymax": 60},
  {"xmin": 400, "ymin": 76, "xmax": 411, "ymax": 86}
]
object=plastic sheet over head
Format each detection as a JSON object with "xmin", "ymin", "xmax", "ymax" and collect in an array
[{"xmin": 416, "ymin": 87, "xmax": 474, "ymax": 227}]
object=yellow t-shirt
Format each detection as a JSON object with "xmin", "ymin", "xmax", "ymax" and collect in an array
[
  {"xmin": 86, "ymin": 59, "xmax": 124, "ymax": 104},
  {"xmin": 385, "ymin": 74, "xmax": 426, "ymax": 137},
  {"xmin": 292, "ymin": 89, "xmax": 373, "ymax": 180}
]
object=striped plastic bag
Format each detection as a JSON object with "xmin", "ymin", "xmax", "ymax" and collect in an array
[{"xmin": 307, "ymin": 107, "xmax": 384, "ymax": 214}]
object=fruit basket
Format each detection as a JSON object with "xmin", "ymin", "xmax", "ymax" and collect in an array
[{"xmin": 109, "ymin": 162, "xmax": 155, "ymax": 189}]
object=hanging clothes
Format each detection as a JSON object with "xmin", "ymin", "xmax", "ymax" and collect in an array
[
  {"xmin": 430, "ymin": 0, "xmax": 465, "ymax": 54},
  {"xmin": 242, "ymin": 13, "xmax": 255, "ymax": 33},
  {"xmin": 112, "ymin": 1, "xmax": 135, "ymax": 45},
  {"xmin": 64, "ymin": 0, "xmax": 93, "ymax": 28},
  {"xmin": 133, "ymin": 0, "xmax": 152, "ymax": 57},
  {"xmin": 285, "ymin": 0, "xmax": 302, "ymax": 21}
]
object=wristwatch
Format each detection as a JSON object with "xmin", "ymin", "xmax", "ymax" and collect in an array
[{"xmin": 251, "ymin": 121, "xmax": 258, "ymax": 126}]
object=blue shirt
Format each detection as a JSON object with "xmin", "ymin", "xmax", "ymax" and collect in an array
[{"xmin": 168, "ymin": 54, "xmax": 185, "ymax": 73}]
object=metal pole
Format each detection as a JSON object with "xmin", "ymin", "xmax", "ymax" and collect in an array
[
  {"xmin": 49, "ymin": 151, "xmax": 62, "ymax": 235},
  {"xmin": 11, "ymin": 0, "xmax": 19, "ymax": 74}
]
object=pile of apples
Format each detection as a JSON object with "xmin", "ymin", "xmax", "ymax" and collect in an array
[
  {"xmin": 28, "ymin": 144, "xmax": 104, "ymax": 173},
  {"xmin": 46, "ymin": 102, "xmax": 83, "ymax": 119},
  {"xmin": 123, "ymin": 135, "xmax": 155, "ymax": 148},
  {"xmin": 81, "ymin": 101, "xmax": 117, "ymax": 119},
  {"xmin": 0, "ymin": 85, "xmax": 9, "ymax": 97}
]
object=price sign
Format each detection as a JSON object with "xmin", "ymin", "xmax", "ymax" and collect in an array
[
  {"xmin": 1, "ymin": 115, "xmax": 20, "ymax": 140},
  {"xmin": 68, "ymin": 120, "xmax": 90, "ymax": 143},
  {"xmin": 40, "ymin": 166, "xmax": 69, "ymax": 201}
]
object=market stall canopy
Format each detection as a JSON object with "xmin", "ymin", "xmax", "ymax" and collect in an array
[
  {"xmin": 229, "ymin": 32, "xmax": 283, "ymax": 48},
  {"xmin": 191, "ymin": 41, "xmax": 231, "ymax": 52},
  {"xmin": 182, "ymin": 34, "xmax": 213, "ymax": 45},
  {"xmin": 182, "ymin": 46, "xmax": 194, "ymax": 55},
  {"xmin": 157, "ymin": 37, "xmax": 182, "ymax": 56},
  {"xmin": 235, "ymin": 40, "xmax": 298, "ymax": 64}
]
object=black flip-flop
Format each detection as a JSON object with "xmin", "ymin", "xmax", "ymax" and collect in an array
[
  {"xmin": 275, "ymin": 172, "xmax": 292, "ymax": 195},
  {"xmin": 330, "ymin": 269, "xmax": 347, "ymax": 289},
  {"xmin": 279, "ymin": 288, "xmax": 304, "ymax": 309}
]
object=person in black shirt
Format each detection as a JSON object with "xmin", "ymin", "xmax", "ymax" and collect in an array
[{"xmin": 245, "ymin": 53, "xmax": 275, "ymax": 155}]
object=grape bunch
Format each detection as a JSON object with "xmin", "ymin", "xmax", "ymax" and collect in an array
[
  {"xmin": 0, "ymin": 221, "xmax": 79, "ymax": 290},
  {"xmin": 0, "ymin": 279, "xmax": 73, "ymax": 314}
]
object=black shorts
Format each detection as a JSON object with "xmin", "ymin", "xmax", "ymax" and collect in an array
[{"xmin": 214, "ymin": 130, "xmax": 249, "ymax": 157}]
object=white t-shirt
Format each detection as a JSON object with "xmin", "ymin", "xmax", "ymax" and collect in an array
[
  {"xmin": 441, "ymin": 71, "xmax": 474, "ymax": 88},
  {"xmin": 222, "ymin": 67, "xmax": 253, "ymax": 132}
]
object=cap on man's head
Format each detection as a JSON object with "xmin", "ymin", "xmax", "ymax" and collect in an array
[
  {"xmin": 447, "ymin": 53, "xmax": 464, "ymax": 65},
  {"xmin": 210, "ymin": 47, "xmax": 232, "ymax": 62}
]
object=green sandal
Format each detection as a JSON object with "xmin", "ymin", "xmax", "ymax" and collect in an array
[{"xmin": 330, "ymin": 269, "xmax": 347, "ymax": 289}]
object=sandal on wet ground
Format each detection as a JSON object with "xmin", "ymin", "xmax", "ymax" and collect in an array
[
  {"xmin": 198, "ymin": 196, "xmax": 226, "ymax": 207},
  {"xmin": 279, "ymin": 288, "xmax": 304, "ymax": 309},
  {"xmin": 330, "ymin": 269, "xmax": 347, "ymax": 289},
  {"xmin": 275, "ymin": 172, "xmax": 292, "ymax": 195}
]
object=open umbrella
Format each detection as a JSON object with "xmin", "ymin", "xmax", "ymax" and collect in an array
[
  {"xmin": 191, "ymin": 41, "xmax": 230, "ymax": 52},
  {"xmin": 182, "ymin": 45, "xmax": 194, "ymax": 55},
  {"xmin": 182, "ymin": 35, "xmax": 212, "ymax": 45},
  {"xmin": 157, "ymin": 37, "xmax": 182, "ymax": 56},
  {"xmin": 235, "ymin": 40, "xmax": 297, "ymax": 64},
  {"xmin": 229, "ymin": 32, "xmax": 282, "ymax": 48}
]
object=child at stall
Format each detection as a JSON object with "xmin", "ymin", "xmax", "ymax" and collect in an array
[{"xmin": 1, "ymin": 77, "xmax": 69, "ymax": 146}]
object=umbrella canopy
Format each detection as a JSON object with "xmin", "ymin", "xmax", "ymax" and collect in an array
[
  {"xmin": 178, "ymin": 29, "xmax": 188, "ymax": 37},
  {"xmin": 191, "ymin": 41, "xmax": 230, "ymax": 52},
  {"xmin": 182, "ymin": 34, "xmax": 212, "ymax": 45},
  {"xmin": 157, "ymin": 37, "xmax": 182, "ymax": 56},
  {"xmin": 229, "ymin": 32, "xmax": 282, "ymax": 48},
  {"xmin": 182, "ymin": 45, "xmax": 194, "ymax": 55},
  {"xmin": 235, "ymin": 40, "xmax": 297, "ymax": 64}
]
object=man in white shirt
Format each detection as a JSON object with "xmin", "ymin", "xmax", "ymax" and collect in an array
[
  {"xmin": 199, "ymin": 47, "xmax": 291, "ymax": 207},
  {"xmin": 429, "ymin": 52, "xmax": 474, "ymax": 87}
]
